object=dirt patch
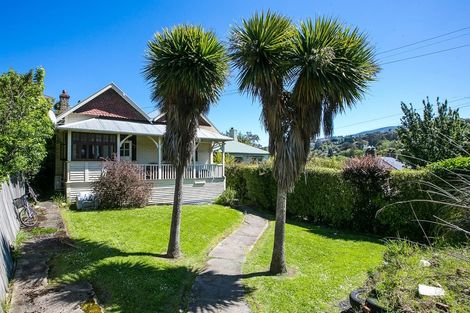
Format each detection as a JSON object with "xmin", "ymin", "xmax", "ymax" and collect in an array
[{"xmin": 8, "ymin": 202, "xmax": 103, "ymax": 313}]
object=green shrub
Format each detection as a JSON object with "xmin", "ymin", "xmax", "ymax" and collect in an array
[
  {"xmin": 225, "ymin": 165, "xmax": 248, "ymax": 201},
  {"xmin": 215, "ymin": 187, "xmax": 237, "ymax": 206},
  {"xmin": 377, "ymin": 169, "xmax": 438, "ymax": 240},
  {"xmin": 427, "ymin": 156, "xmax": 470, "ymax": 174},
  {"xmin": 287, "ymin": 167, "xmax": 355, "ymax": 228},
  {"xmin": 226, "ymin": 163, "xmax": 443, "ymax": 240},
  {"xmin": 306, "ymin": 156, "xmax": 346, "ymax": 169},
  {"xmin": 92, "ymin": 161, "xmax": 152, "ymax": 209},
  {"xmin": 342, "ymin": 157, "xmax": 391, "ymax": 233}
]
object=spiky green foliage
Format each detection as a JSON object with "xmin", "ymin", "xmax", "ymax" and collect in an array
[
  {"xmin": 144, "ymin": 25, "xmax": 228, "ymax": 168},
  {"xmin": 230, "ymin": 11, "xmax": 293, "ymax": 157},
  {"xmin": 0, "ymin": 68, "xmax": 54, "ymax": 180}
]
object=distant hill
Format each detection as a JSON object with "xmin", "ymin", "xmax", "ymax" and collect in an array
[
  {"xmin": 313, "ymin": 125, "xmax": 400, "ymax": 157},
  {"xmin": 350, "ymin": 126, "xmax": 399, "ymax": 137}
]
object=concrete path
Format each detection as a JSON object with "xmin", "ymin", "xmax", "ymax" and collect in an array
[
  {"xmin": 9, "ymin": 202, "xmax": 99, "ymax": 313},
  {"xmin": 188, "ymin": 209, "xmax": 268, "ymax": 313}
]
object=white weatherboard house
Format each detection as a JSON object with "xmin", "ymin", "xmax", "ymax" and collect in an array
[
  {"xmin": 53, "ymin": 83, "xmax": 232, "ymax": 204},
  {"xmin": 221, "ymin": 128, "xmax": 270, "ymax": 163}
]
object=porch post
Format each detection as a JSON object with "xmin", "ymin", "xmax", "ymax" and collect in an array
[
  {"xmin": 192, "ymin": 144, "xmax": 196, "ymax": 178},
  {"xmin": 117, "ymin": 133, "xmax": 121, "ymax": 161},
  {"xmin": 222, "ymin": 142, "xmax": 225, "ymax": 177},
  {"xmin": 67, "ymin": 130, "xmax": 72, "ymax": 182},
  {"xmin": 158, "ymin": 137, "xmax": 162, "ymax": 179},
  {"xmin": 209, "ymin": 142, "xmax": 214, "ymax": 164},
  {"xmin": 67, "ymin": 130, "xmax": 72, "ymax": 161}
]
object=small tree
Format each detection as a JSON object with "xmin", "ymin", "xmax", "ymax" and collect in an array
[
  {"xmin": 342, "ymin": 156, "xmax": 391, "ymax": 232},
  {"xmin": 92, "ymin": 161, "xmax": 152, "ymax": 209},
  {"xmin": 0, "ymin": 68, "xmax": 54, "ymax": 180},
  {"xmin": 397, "ymin": 97, "xmax": 470, "ymax": 167}
]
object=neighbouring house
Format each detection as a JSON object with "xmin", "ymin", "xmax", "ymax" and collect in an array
[
  {"xmin": 380, "ymin": 156, "xmax": 406, "ymax": 170},
  {"xmin": 53, "ymin": 83, "xmax": 232, "ymax": 204},
  {"xmin": 218, "ymin": 128, "xmax": 270, "ymax": 163}
]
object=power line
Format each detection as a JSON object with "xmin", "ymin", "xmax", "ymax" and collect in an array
[
  {"xmin": 380, "ymin": 43, "xmax": 470, "ymax": 65},
  {"xmin": 376, "ymin": 26, "xmax": 470, "ymax": 55},
  {"xmin": 379, "ymin": 32, "xmax": 470, "ymax": 60},
  {"xmin": 336, "ymin": 98, "xmax": 470, "ymax": 130}
]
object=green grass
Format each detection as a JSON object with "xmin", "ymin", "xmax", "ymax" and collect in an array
[
  {"xmin": 50, "ymin": 204, "xmax": 243, "ymax": 313},
  {"xmin": 242, "ymin": 221, "xmax": 385, "ymax": 312},
  {"xmin": 366, "ymin": 241, "xmax": 469, "ymax": 313}
]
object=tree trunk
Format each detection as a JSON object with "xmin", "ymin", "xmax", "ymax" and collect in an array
[
  {"xmin": 167, "ymin": 165, "xmax": 184, "ymax": 258},
  {"xmin": 269, "ymin": 185, "xmax": 288, "ymax": 274}
]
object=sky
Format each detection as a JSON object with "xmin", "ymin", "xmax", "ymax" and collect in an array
[{"xmin": 2, "ymin": 0, "xmax": 470, "ymax": 146}]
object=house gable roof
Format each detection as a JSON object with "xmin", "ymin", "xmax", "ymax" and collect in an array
[
  {"xmin": 56, "ymin": 83, "xmax": 151, "ymax": 122},
  {"xmin": 222, "ymin": 141, "xmax": 270, "ymax": 155}
]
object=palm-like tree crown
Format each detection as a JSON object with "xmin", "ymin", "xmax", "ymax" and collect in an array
[
  {"xmin": 144, "ymin": 25, "xmax": 228, "ymax": 167},
  {"xmin": 230, "ymin": 13, "xmax": 379, "ymax": 190}
]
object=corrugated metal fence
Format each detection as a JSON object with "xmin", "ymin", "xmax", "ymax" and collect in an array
[{"xmin": 0, "ymin": 176, "xmax": 23, "ymax": 311}]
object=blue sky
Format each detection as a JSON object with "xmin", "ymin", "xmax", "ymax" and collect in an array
[{"xmin": 2, "ymin": 0, "xmax": 470, "ymax": 145}]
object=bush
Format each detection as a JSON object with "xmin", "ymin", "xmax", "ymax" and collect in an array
[
  {"xmin": 377, "ymin": 169, "xmax": 438, "ymax": 239},
  {"xmin": 92, "ymin": 161, "xmax": 152, "ymax": 209},
  {"xmin": 306, "ymin": 156, "xmax": 346, "ymax": 170},
  {"xmin": 287, "ymin": 167, "xmax": 355, "ymax": 228},
  {"xmin": 226, "ymin": 163, "xmax": 443, "ymax": 240},
  {"xmin": 342, "ymin": 157, "xmax": 391, "ymax": 232},
  {"xmin": 427, "ymin": 156, "xmax": 470, "ymax": 174},
  {"xmin": 215, "ymin": 187, "xmax": 237, "ymax": 206}
]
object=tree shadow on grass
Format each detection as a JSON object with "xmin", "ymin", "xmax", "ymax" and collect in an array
[
  {"xmin": 187, "ymin": 270, "xmax": 270, "ymax": 312},
  {"xmin": 47, "ymin": 237, "xmax": 197, "ymax": 313},
  {"xmin": 46, "ymin": 237, "xmax": 271, "ymax": 313}
]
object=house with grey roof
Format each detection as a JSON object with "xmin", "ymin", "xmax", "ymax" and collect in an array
[
  {"xmin": 53, "ymin": 83, "xmax": 232, "ymax": 204},
  {"xmin": 220, "ymin": 128, "xmax": 270, "ymax": 163}
]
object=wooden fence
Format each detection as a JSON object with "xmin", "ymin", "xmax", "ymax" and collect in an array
[{"xmin": 0, "ymin": 176, "xmax": 23, "ymax": 311}]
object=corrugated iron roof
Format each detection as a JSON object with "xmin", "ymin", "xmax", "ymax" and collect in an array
[
  {"xmin": 57, "ymin": 118, "xmax": 232, "ymax": 141},
  {"xmin": 380, "ymin": 156, "xmax": 406, "ymax": 170},
  {"xmin": 221, "ymin": 140, "xmax": 270, "ymax": 155}
]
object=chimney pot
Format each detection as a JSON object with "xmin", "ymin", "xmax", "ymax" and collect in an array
[
  {"xmin": 57, "ymin": 89, "xmax": 70, "ymax": 114},
  {"xmin": 229, "ymin": 127, "xmax": 238, "ymax": 141},
  {"xmin": 59, "ymin": 90, "xmax": 70, "ymax": 99}
]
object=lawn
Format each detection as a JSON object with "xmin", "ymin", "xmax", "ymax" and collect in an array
[
  {"xmin": 50, "ymin": 204, "xmax": 243, "ymax": 313},
  {"xmin": 242, "ymin": 221, "xmax": 385, "ymax": 313}
]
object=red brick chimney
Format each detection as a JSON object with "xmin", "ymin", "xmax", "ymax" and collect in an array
[{"xmin": 58, "ymin": 90, "xmax": 70, "ymax": 113}]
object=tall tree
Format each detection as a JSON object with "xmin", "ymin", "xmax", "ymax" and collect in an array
[
  {"xmin": 397, "ymin": 97, "xmax": 470, "ymax": 166},
  {"xmin": 144, "ymin": 25, "xmax": 228, "ymax": 258},
  {"xmin": 224, "ymin": 130, "xmax": 262, "ymax": 147},
  {"xmin": 230, "ymin": 12, "xmax": 379, "ymax": 273},
  {"xmin": 0, "ymin": 68, "xmax": 54, "ymax": 180}
]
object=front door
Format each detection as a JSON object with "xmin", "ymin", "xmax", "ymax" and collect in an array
[{"xmin": 120, "ymin": 140, "xmax": 132, "ymax": 161}]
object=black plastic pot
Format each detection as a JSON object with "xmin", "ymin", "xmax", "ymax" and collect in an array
[
  {"xmin": 349, "ymin": 289, "xmax": 366, "ymax": 311},
  {"xmin": 349, "ymin": 289, "xmax": 388, "ymax": 313}
]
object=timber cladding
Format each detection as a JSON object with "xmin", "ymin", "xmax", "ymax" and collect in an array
[
  {"xmin": 0, "ymin": 176, "xmax": 23, "ymax": 310},
  {"xmin": 66, "ymin": 178, "xmax": 225, "ymax": 205}
]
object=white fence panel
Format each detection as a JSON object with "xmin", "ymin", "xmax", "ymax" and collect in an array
[{"xmin": 0, "ymin": 176, "xmax": 23, "ymax": 310}]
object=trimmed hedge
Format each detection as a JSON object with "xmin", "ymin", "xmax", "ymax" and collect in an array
[
  {"xmin": 426, "ymin": 156, "xmax": 470, "ymax": 174},
  {"xmin": 226, "ymin": 164, "xmax": 439, "ymax": 240}
]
